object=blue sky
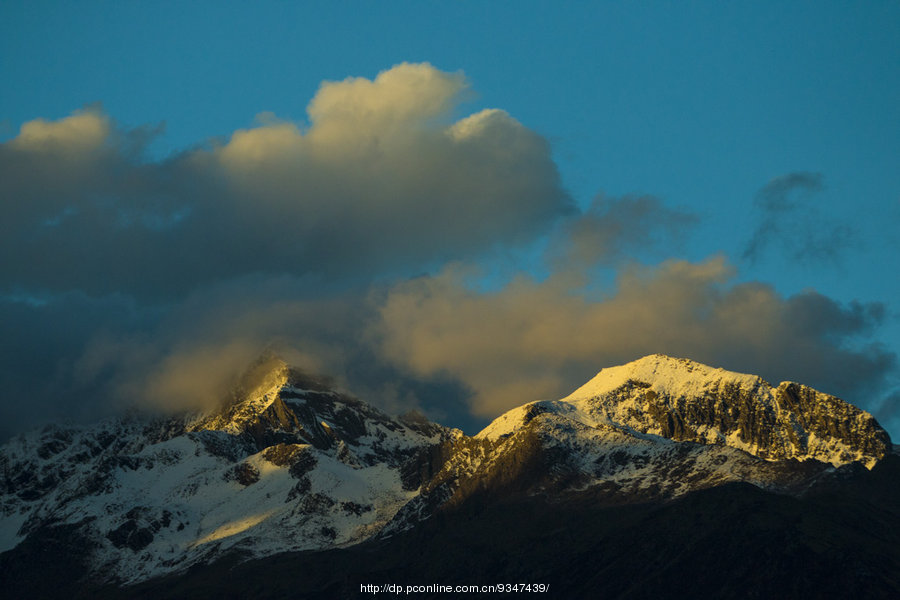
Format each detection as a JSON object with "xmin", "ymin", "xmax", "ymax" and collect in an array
[{"xmin": 1, "ymin": 2, "xmax": 898, "ymax": 438}]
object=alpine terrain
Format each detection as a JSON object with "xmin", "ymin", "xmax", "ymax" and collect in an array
[{"xmin": 1, "ymin": 354, "xmax": 898, "ymax": 599}]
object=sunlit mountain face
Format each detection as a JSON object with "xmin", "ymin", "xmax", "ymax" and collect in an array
[{"xmin": 2, "ymin": 355, "xmax": 898, "ymax": 598}]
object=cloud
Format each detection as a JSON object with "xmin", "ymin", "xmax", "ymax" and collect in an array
[
  {"xmin": 755, "ymin": 172, "xmax": 824, "ymax": 212},
  {"xmin": 874, "ymin": 389, "xmax": 900, "ymax": 440},
  {"xmin": 65, "ymin": 276, "xmax": 359, "ymax": 411},
  {"xmin": 0, "ymin": 290, "xmax": 149, "ymax": 440},
  {"xmin": 31, "ymin": 274, "xmax": 478, "ymax": 433},
  {"xmin": 0, "ymin": 277, "xmax": 360, "ymax": 438},
  {"xmin": 742, "ymin": 172, "xmax": 856, "ymax": 264},
  {"xmin": 372, "ymin": 256, "xmax": 895, "ymax": 418},
  {"xmin": 547, "ymin": 194, "xmax": 697, "ymax": 268},
  {"xmin": 0, "ymin": 63, "xmax": 571, "ymax": 299},
  {"xmin": 305, "ymin": 63, "xmax": 469, "ymax": 145},
  {"xmin": 9, "ymin": 107, "xmax": 111, "ymax": 152}
]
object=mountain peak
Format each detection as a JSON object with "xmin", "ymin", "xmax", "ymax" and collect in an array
[
  {"xmin": 481, "ymin": 354, "xmax": 891, "ymax": 468},
  {"xmin": 228, "ymin": 351, "xmax": 338, "ymax": 401},
  {"xmin": 563, "ymin": 354, "xmax": 768, "ymax": 403}
]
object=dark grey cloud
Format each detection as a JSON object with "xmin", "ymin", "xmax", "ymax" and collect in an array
[
  {"xmin": 0, "ymin": 291, "xmax": 155, "ymax": 440},
  {"xmin": 0, "ymin": 275, "xmax": 485, "ymax": 441},
  {"xmin": 755, "ymin": 172, "xmax": 824, "ymax": 212},
  {"xmin": 742, "ymin": 172, "xmax": 856, "ymax": 264},
  {"xmin": 875, "ymin": 389, "xmax": 900, "ymax": 442}
]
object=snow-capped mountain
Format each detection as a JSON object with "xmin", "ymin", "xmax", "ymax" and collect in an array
[
  {"xmin": 406, "ymin": 354, "xmax": 891, "ymax": 513},
  {"xmin": 481, "ymin": 354, "xmax": 890, "ymax": 467},
  {"xmin": 0, "ymin": 356, "xmax": 459, "ymax": 585},
  {"xmin": 0, "ymin": 354, "xmax": 894, "ymax": 595}
]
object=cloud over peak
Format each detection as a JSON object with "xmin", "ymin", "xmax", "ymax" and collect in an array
[{"xmin": 373, "ymin": 255, "xmax": 893, "ymax": 417}]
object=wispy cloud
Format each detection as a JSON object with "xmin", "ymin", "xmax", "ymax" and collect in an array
[
  {"xmin": 742, "ymin": 172, "xmax": 856, "ymax": 264},
  {"xmin": 547, "ymin": 194, "xmax": 697, "ymax": 269}
]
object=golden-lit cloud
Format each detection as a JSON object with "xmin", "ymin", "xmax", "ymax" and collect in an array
[
  {"xmin": 305, "ymin": 62, "xmax": 467, "ymax": 148},
  {"xmin": 10, "ymin": 107, "xmax": 110, "ymax": 153},
  {"xmin": 373, "ymin": 256, "xmax": 892, "ymax": 417},
  {"xmin": 212, "ymin": 63, "xmax": 568, "ymax": 278}
]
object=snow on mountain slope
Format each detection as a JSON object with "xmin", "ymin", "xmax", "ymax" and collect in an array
[{"xmin": 0, "ymin": 360, "xmax": 457, "ymax": 584}]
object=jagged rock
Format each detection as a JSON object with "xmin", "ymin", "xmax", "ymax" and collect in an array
[
  {"xmin": 106, "ymin": 520, "xmax": 154, "ymax": 552},
  {"xmin": 223, "ymin": 462, "xmax": 260, "ymax": 486}
]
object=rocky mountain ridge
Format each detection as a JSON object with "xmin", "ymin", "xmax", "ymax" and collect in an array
[{"xmin": 0, "ymin": 354, "xmax": 893, "ymax": 592}]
